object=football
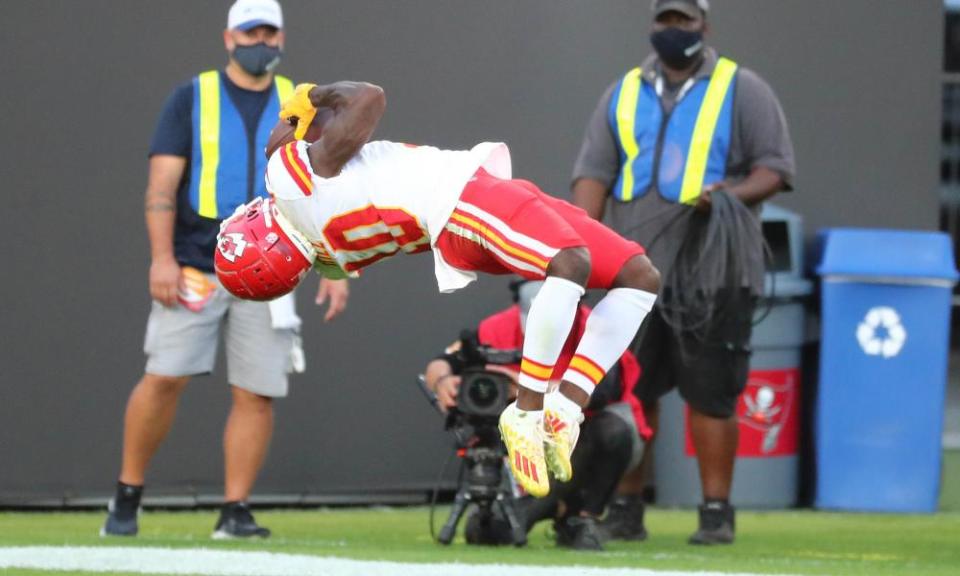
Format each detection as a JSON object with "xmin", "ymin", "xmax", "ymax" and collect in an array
[{"xmin": 264, "ymin": 107, "xmax": 334, "ymax": 160}]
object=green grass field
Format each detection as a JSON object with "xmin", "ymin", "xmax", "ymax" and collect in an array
[{"xmin": 1, "ymin": 451, "xmax": 958, "ymax": 576}]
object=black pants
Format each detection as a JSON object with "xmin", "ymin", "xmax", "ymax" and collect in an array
[{"xmin": 522, "ymin": 410, "xmax": 635, "ymax": 529}]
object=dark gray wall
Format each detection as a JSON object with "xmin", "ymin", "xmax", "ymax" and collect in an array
[{"xmin": 0, "ymin": 0, "xmax": 943, "ymax": 503}]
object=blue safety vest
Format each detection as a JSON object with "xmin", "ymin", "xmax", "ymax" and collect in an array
[
  {"xmin": 187, "ymin": 70, "xmax": 294, "ymax": 219},
  {"xmin": 608, "ymin": 57, "xmax": 738, "ymax": 204}
]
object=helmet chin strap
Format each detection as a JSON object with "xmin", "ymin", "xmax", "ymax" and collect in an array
[{"xmin": 266, "ymin": 198, "xmax": 317, "ymax": 263}]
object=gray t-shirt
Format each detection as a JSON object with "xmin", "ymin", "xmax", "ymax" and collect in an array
[{"xmin": 572, "ymin": 49, "xmax": 796, "ymax": 292}]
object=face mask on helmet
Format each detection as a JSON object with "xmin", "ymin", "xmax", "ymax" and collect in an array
[{"xmin": 215, "ymin": 198, "xmax": 315, "ymax": 301}]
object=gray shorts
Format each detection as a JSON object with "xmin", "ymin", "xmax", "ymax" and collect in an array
[{"xmin": 144, "ymin": 275, "xmax": 296, "ymax": 398}]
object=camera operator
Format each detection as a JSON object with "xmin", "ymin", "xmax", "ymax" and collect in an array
[{"xmin": 423, "ymin": 280, "xmax": 651, "ymax": 550}]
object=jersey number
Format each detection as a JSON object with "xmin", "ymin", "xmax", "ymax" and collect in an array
[{"xmin": 323, "ymin": 206, "xmax": 430, "ymax": 271}]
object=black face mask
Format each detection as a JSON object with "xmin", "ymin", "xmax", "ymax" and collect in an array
[
  {"xmin": 232, "ymin": 43, "xmax": 282, "ymax": 77},
  {"xmin": 650, "ymin": 27, "xmax": 704, "ymax": 70}
]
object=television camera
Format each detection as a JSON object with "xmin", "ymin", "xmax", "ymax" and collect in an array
[{"xmin": 417, "ymin": 332, "xmax": 527, "ymax": 546}]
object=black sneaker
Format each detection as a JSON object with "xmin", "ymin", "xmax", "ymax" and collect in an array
[
  {"xmin": 554, "ymin": 516, "xmax": 604, "ymax": 551},
  {"xmin": 100, "ymin": 498, "xmax": 140, "ymax": 537},
  {"xmin": 515, "ymin": 494, "xmax": 558, "ymax": 533},
  {"xmin": 598, "ymin": 495, "xmax": 648, "ymax": 541},
  {"xmin": 688, "ymin": 501, "xmax": 735, "ymax": 545},
  {"xmin": 212, "ymin": 501, "xmax": 271, "ymax": 540},
  {"xmin": 100, "ymin": 483, "xmax": 142, "ymax": 537}
]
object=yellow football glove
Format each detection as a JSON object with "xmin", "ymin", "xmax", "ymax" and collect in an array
[{"xmin": 279, "ymin": 83, "xmax": 319, "ymax": 140}]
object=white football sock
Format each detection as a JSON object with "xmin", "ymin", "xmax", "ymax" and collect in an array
[
  {"xmin": 545, "ymin": 390, "xmax": 582, "ymax": 417},
  {"xmin": 518, "ymin": 276, "xmax": 585, "ymax": 395},
  {"xmin": 562, "ymin": 288, "xmax": 657, "ymax": 395}
]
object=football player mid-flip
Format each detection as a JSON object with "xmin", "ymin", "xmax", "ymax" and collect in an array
[{"xmin": 215, "ymin": 81, "xmax": 661, "ymax": 498}]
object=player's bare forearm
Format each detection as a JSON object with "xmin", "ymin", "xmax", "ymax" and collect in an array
[
  {"xmin": 572, "ymin": 177, "xmax": 608, "ymax": 221},
  {"xmin": 306, "ymin": 81, "xmax": 378, "ymax": 110},
  {"xmin": 306, "ymin": 82, "xmax": 386, "ymax": 177}
]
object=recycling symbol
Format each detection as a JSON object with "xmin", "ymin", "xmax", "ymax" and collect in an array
[{"xmin": 856, "ymin": 306, "xmax": 907, "ymax": 358}]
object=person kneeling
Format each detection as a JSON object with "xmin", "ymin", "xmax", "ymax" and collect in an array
[{"xmin": 423, "ymin": 281, "xmax": 651, "ymax": 550}]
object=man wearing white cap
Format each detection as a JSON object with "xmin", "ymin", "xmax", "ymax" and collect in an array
[{"xmin": 101, "ymin": 0, "xmax": 348, "ymax": 539}]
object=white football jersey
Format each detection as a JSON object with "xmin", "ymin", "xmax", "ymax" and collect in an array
[{"xmin": 265, "ymin": 139, "xmax": 511, "ymax": 292}]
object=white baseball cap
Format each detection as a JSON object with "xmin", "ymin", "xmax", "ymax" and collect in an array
[{"xmin": 228, "ymin": 0, "xmax": 283, "ymax": 31}]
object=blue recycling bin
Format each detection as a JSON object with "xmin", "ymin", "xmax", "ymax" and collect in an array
[{"xmin": 815, "ymin": 228, "xmax": 958, "ymax": 512}]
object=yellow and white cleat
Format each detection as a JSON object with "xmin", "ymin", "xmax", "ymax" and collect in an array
[
  {"xmin": 499, "ymin": 403, "xmax": 550, "ymax": 498},
  {"xmin": 542, "ymin": 404, "xmax": 583, "ymax": 483}
]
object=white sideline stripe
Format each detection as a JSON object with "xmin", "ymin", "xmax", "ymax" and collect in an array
[{"xmin": 0, "ymin": 546, "xmax": 783, "ymax": 576}]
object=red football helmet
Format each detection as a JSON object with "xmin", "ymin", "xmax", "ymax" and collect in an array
[{"xmin": 215, "ymin": 197, "xmax": 316, "ymax": 301}]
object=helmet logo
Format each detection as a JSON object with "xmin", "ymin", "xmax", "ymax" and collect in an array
[
  {"xmin": 265, "ymin": 232, "xmax": 279, "ymax": 245},
  {"xmin": 218, "ymin": 233, "xmax": 248, "ymax": 263}
]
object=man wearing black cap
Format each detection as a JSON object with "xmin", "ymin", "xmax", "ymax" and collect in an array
[{"xmin": 571, "ymin": 0, "xmax": 795, "ymax": 545}]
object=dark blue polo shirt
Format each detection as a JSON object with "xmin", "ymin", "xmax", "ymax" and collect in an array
[{"xmin": 149, "ymin": 71, "xmax": 272, "ymax": 272}]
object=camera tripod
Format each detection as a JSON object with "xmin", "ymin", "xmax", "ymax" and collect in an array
[
  {"xmin": 437, "ymin": 444, "xmax": 527, "ymax": 546},
  {"xmin": 416, "ymin": 374, "xmax": 525, "ymax": 546}
]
